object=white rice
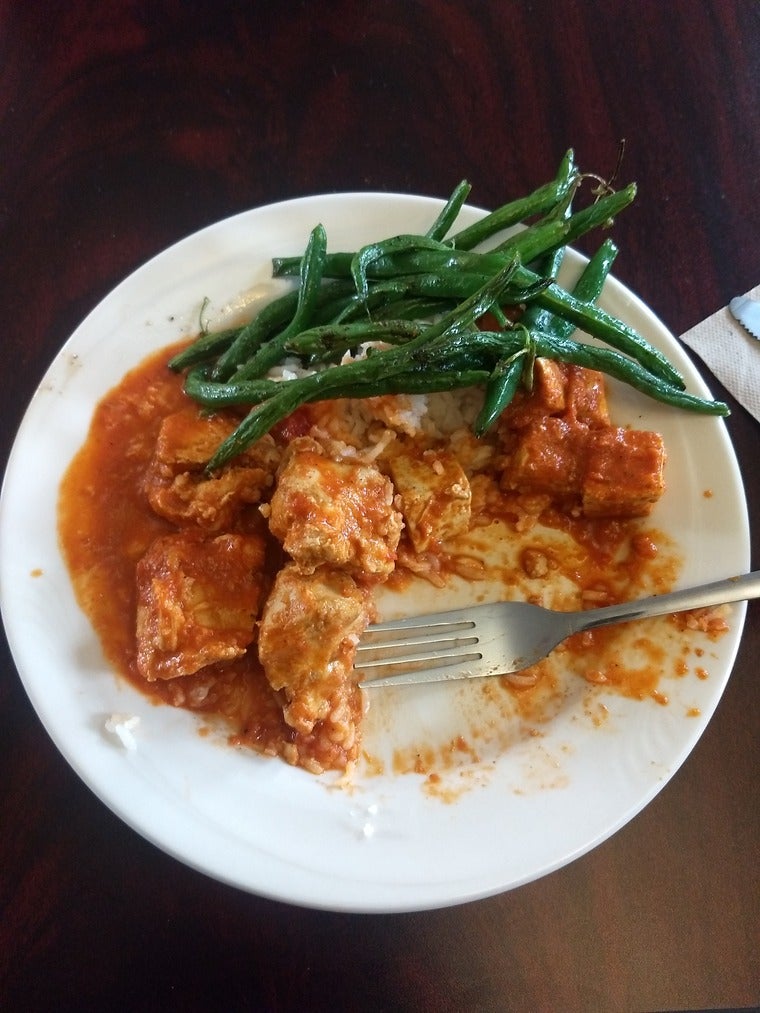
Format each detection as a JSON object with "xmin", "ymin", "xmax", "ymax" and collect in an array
[
  {"xmin": 265, "ymin": 342, "xmax": 487, "ymax": 443},
  {"xmin": 104, "ymin": 713, "xmax": 140, "ymax": 750}
]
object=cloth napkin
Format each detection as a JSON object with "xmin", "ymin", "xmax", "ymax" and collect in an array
[{"xmin": 680, "ymin": 283, "xmax": 760, "ymax": 424}]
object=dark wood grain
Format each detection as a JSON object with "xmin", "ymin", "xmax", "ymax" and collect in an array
[{"xmin": 1, "ymin": 2, "xmax": 758, "ymax": 1009}]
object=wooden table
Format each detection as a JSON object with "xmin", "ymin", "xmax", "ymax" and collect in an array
[{"xmin": 1, "ymin": 3, "xmax": 758, "ymax": 1009}]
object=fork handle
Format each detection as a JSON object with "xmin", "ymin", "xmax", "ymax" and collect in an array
[{"xmin": 573, "ymin": 570, "xmax": 760, "ymax": 633}]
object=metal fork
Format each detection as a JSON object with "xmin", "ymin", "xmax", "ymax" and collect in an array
[{"xmin": 355, "ymin": 571, "xmax": 760, "ymax": 687}]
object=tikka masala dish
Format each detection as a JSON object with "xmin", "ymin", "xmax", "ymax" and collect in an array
[{"xmin": 59, "ymin": 339, "xmax": 719, "ymax": 776}]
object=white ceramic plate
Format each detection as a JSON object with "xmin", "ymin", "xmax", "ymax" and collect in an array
[{"xmin": 0, "ymin": 193, "xmax": 750, "ymax": 912}]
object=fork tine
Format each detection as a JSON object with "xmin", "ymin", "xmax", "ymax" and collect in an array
[
  {"xmin": 354, "ymin": 611, "xmax": 482, "ymax": 686},
  {"xmin": 355, "ymin": 617, "xmax": 483, "ymax": 686},
  {"xmin": 356, "ymin": 630, "xmax": 478, "ymax": 657},
  {"xmin": 356, "ymin": 641, "xmax": 481, "ymax": 668},
  {"xmin": 356, "ymin": 624, "xmax": 476, "ymax": 648},
  {"xmin": 361, "ymin": 616, "xmax": 476, "ymax": 639},
  {"xmin": 356, "ymin": 648, "xmax": 483, "ymax": 672},
  {"xmin": 356, "ymin": 651, "xmax": 484, "ymax": 687}
]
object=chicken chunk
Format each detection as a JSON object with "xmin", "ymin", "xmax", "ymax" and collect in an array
[
  {"xmin": 135, "ymin": 530, "xmax": 266, "ymax": 681},
  {"xmin": 144, "ymin": 409, "xmax": 280, "ymax": 530},
  {"xmin": 268, "ymin": 438, "xmax": 402, "ymax": 577},
  {"xmin": 389, "ymin": 449, "xmax": 471, "ymax": 552},
  {"xmin": 258, "ymin": 563, "xmax": 374, "ymax": 743}
]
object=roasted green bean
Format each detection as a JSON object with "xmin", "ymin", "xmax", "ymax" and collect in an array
[
  {"xmin": 474, "ymin": 352, "xmax": 526, "ymax": 436},
  {"xmin": 425, "ymin": 179, "xmax": 472, "ymax": 241},
  {"xmin": 164, "ymin": 160, "xmax": 727, "ymax": 471}
]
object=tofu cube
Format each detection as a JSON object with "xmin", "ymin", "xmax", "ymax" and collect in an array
[
  {"xmin": 582, "ymin": 428, "xmax": 666, "ymax": 517},
  {"xmin": 532, "ymin": 358, "xmax": 568, "ymax": 413},
  {"xmin": 503, "ymin": 417, "xmax": 589, "ymax": 497},
  {"xmin": 389, "ymin": 450, "xmax": 471, "ymax": 552},
  {"xmin": 564, "ymin": 365, "xmax": 610, "ymax": 427}
]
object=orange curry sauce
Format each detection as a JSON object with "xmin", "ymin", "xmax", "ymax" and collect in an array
[
  {"xmin": 57, "ymin": 342, "xmax": 727, "ymax": 776},
  {"xmin": 58, "ymin": 343, "xmax": 306, "ymax": 764}
]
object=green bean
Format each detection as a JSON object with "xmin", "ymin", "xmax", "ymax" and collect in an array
[
  {"xmin": 188, "ymin": 350, "xmax": 494, "ymax": 411},
  {"xmin": 184, "ymin": 365, "xmax": 283, "ymax": 407},
  {"xmin": 510, "ymin": 261, "xmax": 684, "ymax": 387},
  {"xmin": 206, "ymin": 387, "xmax": 313, "ymax": 470},
  {"xmin": 365, "ymin": 269, "xmax": 552, "ymax": 307},
  {"xmin": 527, "ymin": 197, "xmax": 572, "ymax": 277},
  {"xmin": 515, "ymin": 190, "xmax": 573, "ymax": 334},
  {"xmin": 425, "ymin": 179, "xmax": 472, "ymax": 241},
  {"xmin": 566, "ymin": 239, "xmax": 618, "ymax": 303},
  {"xmin": 168, "ymin": 327, "xmax": 242, "ymax": 372},
  {"xmin": 523, "ymin": 238, "xmax": 618, "ymax": 338},
  {"xmin": 285, "ymin": 319, "xmax": 427, "ymax": 363},
  {"xmin": 208, "ymin": 278, "xmax": 354, "ymax": 380},
  {"xmin": 209, "ymin": 290, "xmax": 299, "ymax": 380},
  {"xmin": 313, "ymin": 272, "xmax": 500, "ymax": 326},
  {"xmin": 310, "ymin": 286, "xmax": 373, "ymax": 324},
  {"xmin": 364, "ymin": 296, "xmax": 457, "ymax": 322},
  {"xmin": 231, "ymin": 223, "xmax": 328, "ymax": 381},
  {"xmin": 350, "ymin": 235, "xmax": 454, "ymax": 303},
  {"xmin": 547, "ymin": 238, "xmax": 618, "ymax": 339},
  {"xmin": 352, "ymin": 367, "xmax": 491, "ymax": 395},
  {"xmin": 449, "ymin": 148, "xmax": 578, "ymax": 250},
  {"xmin": 474, "ymin": 353, "xmax": 525, "ymax": 436},
  {"xmin": 483, "ymin": 329, "xmax": 729, "ymax": 415},
  {"xmin": 270, "ymin": 236, "xmax": 487, "ymax": 283},
  {"xmin": 318, "ymin": 282, "xmax": 425, "ymax": 325},
  {"xmin": 343, "ymin": 271, "xmax": 485, "ymax": 303}
]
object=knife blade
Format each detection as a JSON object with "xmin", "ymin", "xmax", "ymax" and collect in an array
[{"xmin": 729, "ymin": 295, "xmax": 760, "ymax": 341}]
